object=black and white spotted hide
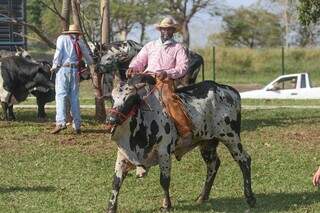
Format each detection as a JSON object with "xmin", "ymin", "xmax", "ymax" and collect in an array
[
  {"xmin": 105, "ymin": 74, "xmax": 256, "ymax": 212},
  {"xmin": 0, "ymin": 56, "xmax": 55, "ymax": 120}
]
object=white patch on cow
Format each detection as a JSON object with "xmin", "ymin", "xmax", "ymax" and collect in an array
[
  {"xmin": 0, "ymin": 62, "xmax": 9, "ymax": 102},
  {"xmin": 0, "ymin": 62, "xmax": 18, "ymax": 104},
  {"xmin": 87, "ymin": 41, "xmax": 95, "ymax": 53},
  {"xmin": 111, "ymin": 46, "xmax": 120, "ymax": 53}
]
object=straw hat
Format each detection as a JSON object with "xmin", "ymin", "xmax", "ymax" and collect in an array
[
  {"xmin": 62, "ymin": 24, "xmax": 83, "ymax": 34},
  {"xmin": 155, "ymin": 17, "xmax": 180, "ymax": 32}
]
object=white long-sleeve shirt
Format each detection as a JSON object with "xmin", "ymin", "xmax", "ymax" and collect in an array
[{"xmin": 52, "ymin": 34, "xmax": 93, "ymax": 69}]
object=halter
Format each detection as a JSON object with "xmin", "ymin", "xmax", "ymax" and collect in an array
[{"xmin": 107, "ymin": 82, "xmax": 157, "ymax": 125}]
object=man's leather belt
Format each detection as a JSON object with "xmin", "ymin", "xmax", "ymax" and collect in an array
[{"xmin": 63, "ymin": 63, "xmax": 77, "ymax": 68}]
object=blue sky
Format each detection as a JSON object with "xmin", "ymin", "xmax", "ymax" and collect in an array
[
  {"xmin": 128, "ymin": 0, "xmax": 259, "ymax": 48},
  {"xmin": 226, "ymin": 0, "xmax": 257, "ymax": 8},
  {"xmin": 190, "ymin": 0, "xmax": 258, "ymax": 47}
]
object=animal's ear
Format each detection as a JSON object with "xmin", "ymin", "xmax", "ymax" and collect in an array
[
  {"xmin": 113, "ymin": 79, "xmax": 123, "ymax": 89},
  {"xmin": 127, "ymin": 85, "xmax": 134, "ymax": 90},
  {"xmin": 135, "ymin": 83, "xmax": 146, "ymax": 90}
]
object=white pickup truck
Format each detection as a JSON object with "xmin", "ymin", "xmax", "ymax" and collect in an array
[{"xmin": 240, "ymin": 73, "xmax": 320, "ymax": 99}]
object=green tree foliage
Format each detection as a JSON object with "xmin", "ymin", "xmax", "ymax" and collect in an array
[
  {"xmin": 160, "ymin": 0, "xmax": 215, "ymax": 48},
  {"xmin": 26, "ymin": 0, "xmax": 61, "ymax": 47},
  {"xmin": 298, "ymin": 0, "xmax": 320, "ymax": 25},
  {"xmin": 110, "ymin": 0, "xmax": 162, "ymax": 41},
  {"xmin": 79, "ymin": 0, "xmax": 162, "ymax": 42},
  {"xmin": 258, "ymin": 0, "xmax": 319, "ymax": 47},
  {"xmin": 210, "ymin": 7, "xmax": 283, "ymax": 48},
  {"xmin": 27, "ymin": 0, "xmax": 43, "ymax": 27}
]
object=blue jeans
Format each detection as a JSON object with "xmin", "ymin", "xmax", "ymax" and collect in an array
[{"xmin": 55, "ymin": 67, "xmax": 81, "ymax": 129}]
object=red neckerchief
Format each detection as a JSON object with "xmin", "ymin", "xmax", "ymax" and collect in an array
[{"xmin": 69, "ymin": 34, "xmax": 82, "ymax": 69}]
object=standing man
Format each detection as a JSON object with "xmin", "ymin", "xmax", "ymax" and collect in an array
[
  {"xmin": 127, "ymin": 17, "xmax": 192, "ymax": 176},
  {"xmin": 50, "ymin": 24, "xmax": 93, "ymax": 134}
]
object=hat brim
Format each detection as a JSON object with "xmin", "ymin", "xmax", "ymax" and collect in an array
[
  {"xmin": 62, "ymin": 30, "xmax": 83, "ymax": 34},
  {"xmin": 155, "ymin": 24, "xmax": 179, "ymax": 33}
]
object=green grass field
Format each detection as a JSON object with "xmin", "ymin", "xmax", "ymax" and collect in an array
[
  {"xmin": 2, "ymin": 46, "xmax": 320, "ymax": 212},
  {"xmin": 1, "ymin": 108, "xmax": 320, "ymax": 212}
]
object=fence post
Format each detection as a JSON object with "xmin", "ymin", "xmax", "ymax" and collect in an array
[
  {"xmin": 282, "ymin": 46, "xmax": 285, "ymax": 75},
  {"xmin": 212, "ymin": 46, "xmax": 216, "ymax": 81}
]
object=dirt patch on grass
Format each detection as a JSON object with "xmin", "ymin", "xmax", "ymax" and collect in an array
[{"xmin": 282, "ymin": 129, "xmax": 320, "ymax": 148}]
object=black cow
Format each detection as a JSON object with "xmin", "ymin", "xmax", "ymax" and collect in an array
[{"xmin": 0, "ymin": 56, "xmax": 55, "ymax": 120}]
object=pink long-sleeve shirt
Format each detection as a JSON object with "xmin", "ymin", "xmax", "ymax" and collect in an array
[{"xmin": 129, "ymin": 39, "xmax": 188, "ymax": 79}]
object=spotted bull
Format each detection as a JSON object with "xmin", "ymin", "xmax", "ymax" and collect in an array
[
  {"xmin": 0, "ymin": 56, "xmax": 55, "ymax": 120},
  {"xmin": 105, "ymin": 74, "xmax": 256, "ymax": 212},
  {"xmin": 95, "ymin": 40, "xmax": 204, "ymax": 99}
]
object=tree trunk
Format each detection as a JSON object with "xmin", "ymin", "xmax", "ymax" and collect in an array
[
  {"xmin": 119, "ymin": 30, "xmax": 127, "ymax": 40},
  {"xmin": 88, "ymin": 0, "xmax": 111, "ymax": 122},
  {"xmin": 181, "ymin": 21, "xmax": 190, "ymax": 48},
  {"xmin": 101, "ymin": 0, "xmax": 110, "ymax": 44},
  {"xmin": 140, "ymin": 22, "xmax": 145, "ymax": 43},
  {"xmin": 61, "ymin": 0, "xmax": 71, "ymax": 31},
  {"xmin": 90, "ymin": 64, "xmax": 106, "ymax": 122},
  {"xmin": 71, "ymin": 0, "xmax": 81, "ymax": 26}
]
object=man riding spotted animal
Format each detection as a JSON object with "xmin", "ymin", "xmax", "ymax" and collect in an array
[{"xmin": 126, "ymin": 17, "xmax": 192, "ymax": 176}]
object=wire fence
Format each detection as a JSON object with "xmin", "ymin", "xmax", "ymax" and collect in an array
[{"xmin": 196, "ymin": 47, "xmax": 320, "ymax": 86}]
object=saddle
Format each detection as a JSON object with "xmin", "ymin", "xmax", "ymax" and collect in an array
[{"xmin": 155, "ymin": 78, "xmax": 192, "ymax": 138}]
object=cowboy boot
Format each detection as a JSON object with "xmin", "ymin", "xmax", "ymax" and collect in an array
[{"xmin": 51, "ymin": 124, "xmax": 67, "ymax": 134}]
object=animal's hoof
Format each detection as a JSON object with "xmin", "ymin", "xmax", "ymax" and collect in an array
[
  {"xmin": 8, "ymin": 116, "xmax": 15, "ymax": 121},
  {"xmin": 175, "ymin": 154, "xmax": 182, "ymax": 161},
  {"xmin": 160, "ymin": 199, "xmax": 172, "ymax": 212},
  {"xmin": 106, "ymin": 207, "xmax": 116, "ymax": 213},
  {"xmin": 196, "ymin": 195, "xmax": 208, "ymax": 204},
  {"xmin": 159, "ymin": 207, "xmax": 172, "ymax": 212},
  {"xmin": 246, "ymin": 195, "xmax": 256, "ymax": 207},
  {"xmin": 37, "ymin": 117, "xmax": 48, "ymax": 122}
]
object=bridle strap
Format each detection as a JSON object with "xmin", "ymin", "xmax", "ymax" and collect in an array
[
  {"xmin": 107, "ymin": 108, "xmax": 127, "ymax": 121},
  {"xmin": 108, "ymin": 83, "xmax": 157, "ymax": 124}
]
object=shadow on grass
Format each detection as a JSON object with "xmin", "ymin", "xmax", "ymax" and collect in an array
[
  {"xmin": 0, "ymin": 185, "xmax": 56, "ymax": 193},
  {"xmin": 2, "ymin": 109, "xmax": 99, "ymax": 125},
  {"xmin": 5, "ymin": 109, "xmax": 56, "ymax": 124},
  {"xmin": 242, "ymin": 115, "xmax": 320, "ymax": 132},
  {"xmin": 164, "ymin": 191, "xmax": 320, "ymax": 212}
]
